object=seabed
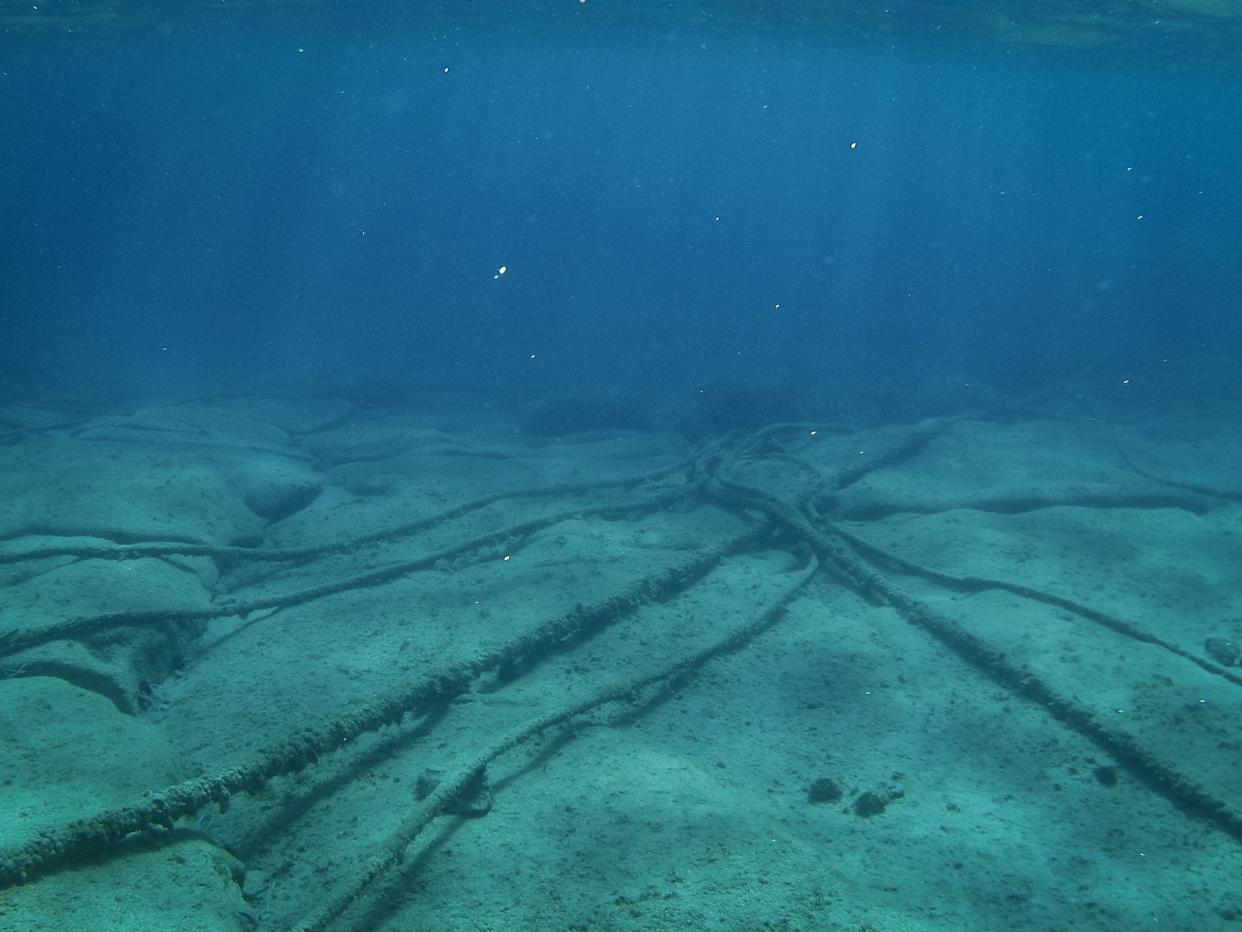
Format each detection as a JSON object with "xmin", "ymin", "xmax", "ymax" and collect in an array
[{"xmin": 0, "ymin": 380, "xmax": 1240, "ymax": 929}]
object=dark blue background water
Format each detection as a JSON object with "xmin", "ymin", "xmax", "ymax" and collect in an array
[{"xmin": 3, "ymin": 10, "xmax": 1240, "ymax": 402}]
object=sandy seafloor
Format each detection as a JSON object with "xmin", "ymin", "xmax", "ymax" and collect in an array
[{"xmin": 0, "ymin": 382, "xmax": 1240, "ymax": 931}]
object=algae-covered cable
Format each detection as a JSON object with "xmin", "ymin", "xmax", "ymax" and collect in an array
[
  {"xmin": 0, "ymin": 525, "xmax": 763, "ymax": 890},
  {"xmin": 0, "ymin": 464, "xmax": 688, "ymax": 567},
  {"xmin": 706, "ymin": 470, "xmax": 1242, "ymax": 845},
  {"xmin": 296, "ymin": 554, "xmax": 819, "ymax": 932},
  {"xmin": 0, "ymin": 485, "xmax": 695, "ymax": 660}
]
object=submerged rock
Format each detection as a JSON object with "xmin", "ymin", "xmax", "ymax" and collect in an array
[{"xmin": 1204, "ymin": 636, "xmax": 1239, "ymax": 667}]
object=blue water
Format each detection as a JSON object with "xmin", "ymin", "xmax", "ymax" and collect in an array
[
  {"xmin": 3, "ymin": 8, "xmax": 1240, "ymax": 401},
  {"xmin": 5, "ymin": 8, "xmax": 1242, "ymax": 928}
]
